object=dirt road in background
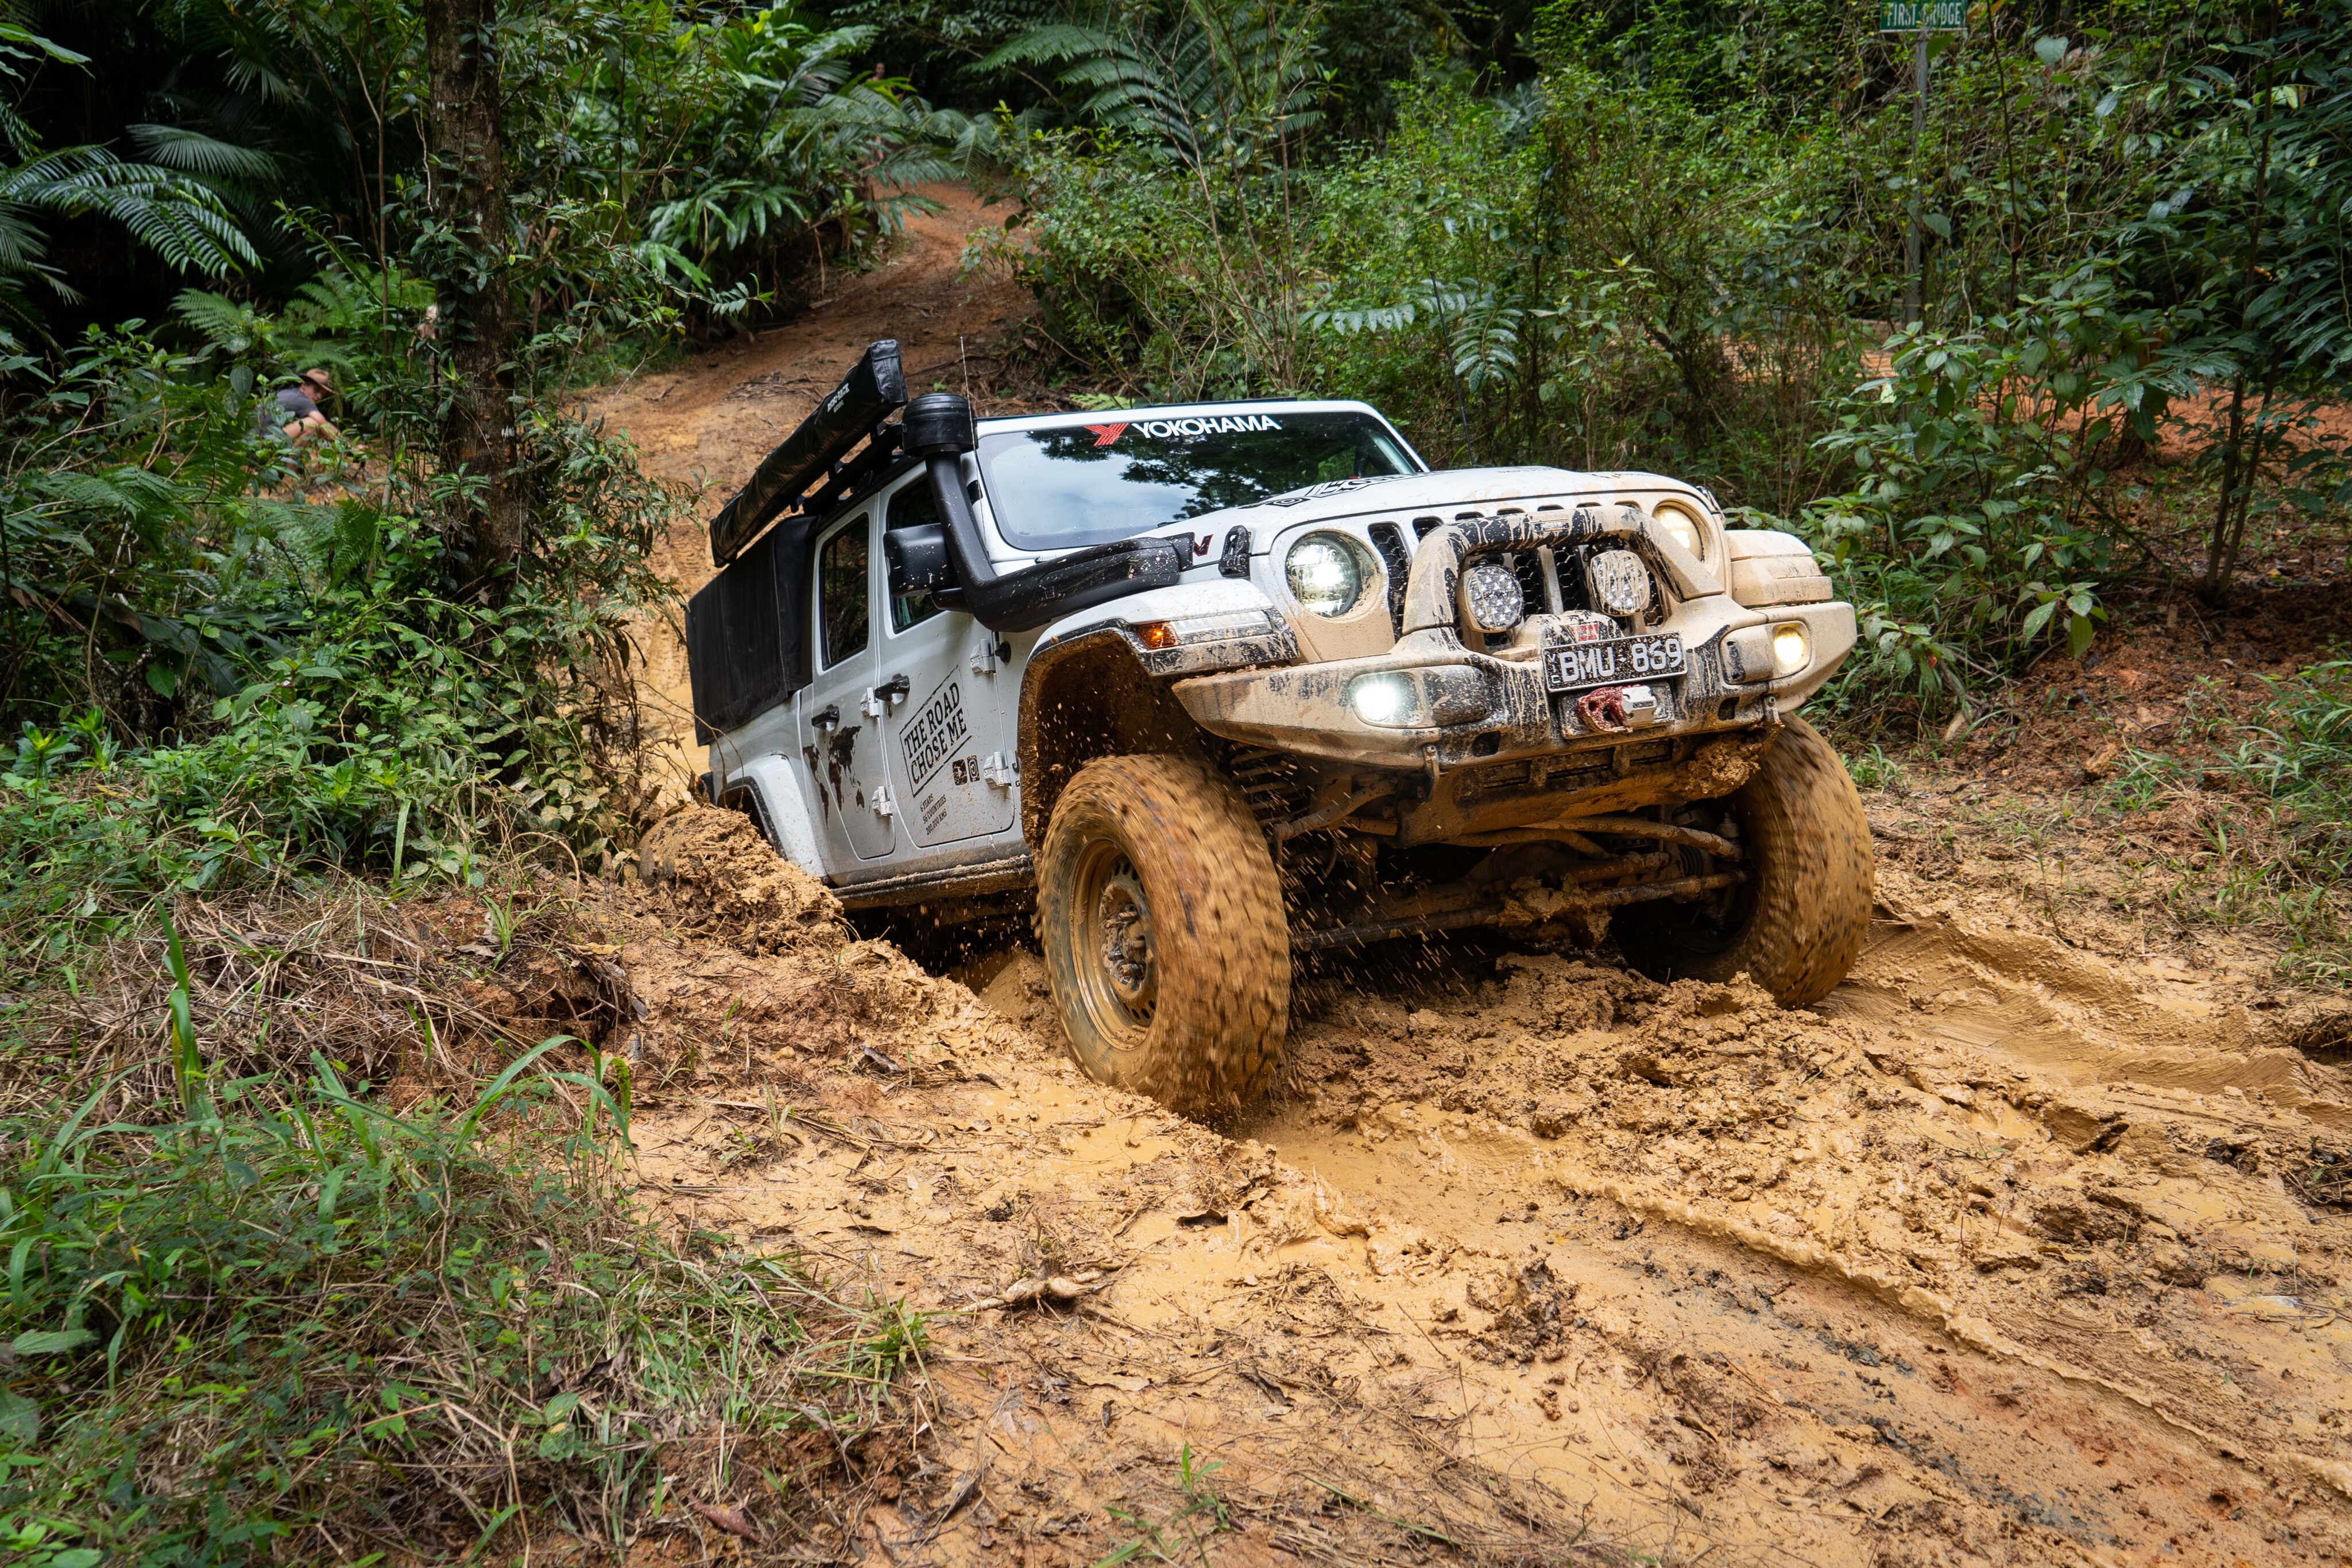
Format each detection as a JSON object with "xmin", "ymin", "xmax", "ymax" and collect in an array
[{"xmin": 581, "ymin": 193, "xmax": 2352, "ymax": 1565}]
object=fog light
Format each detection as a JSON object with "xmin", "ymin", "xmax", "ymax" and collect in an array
[
  {"xmin": 1349, "ymin": 673, "xmax": 1414, "ymax": 726},
  {"xmin": 1772, "ymin": 623, "xmax": 1809, "ymax": 677}
]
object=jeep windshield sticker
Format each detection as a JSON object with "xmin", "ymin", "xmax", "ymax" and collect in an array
[
  {"xmin": 900, "ymin": 676, "xmax": 969, "ymax": 793},
  {"xmin": 1084, "ymin": 415, "xmax": 1280, "ymax": 447}
]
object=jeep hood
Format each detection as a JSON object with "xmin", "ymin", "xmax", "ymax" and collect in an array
[{"xmin": 1205, "ymin": 464, "xmax": 1711, "ymax": 531}]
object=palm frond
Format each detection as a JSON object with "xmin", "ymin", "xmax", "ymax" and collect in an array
[
  {"xmin": 0, "ymin": 208, "xmax": 49, "ymax": 273},
  {"xmin": 126, "ymin": 124, "xmax": 283, "ymax": 183},
  {"xmin": 1, "ymin": 148, "xmax": 259, "ymax": 276},
  {"xmin": 173, "ymin": 287, "xmax": 262, "ymax": 351},
  {"xmin": 987, "ymin": 0, "xmax": 1327, "ymax": 177},
  {"xmin": 978, "ymin": 23, "xmax": 1122, "ymax": 71}
]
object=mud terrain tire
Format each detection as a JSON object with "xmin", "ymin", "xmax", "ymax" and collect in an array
[
  {"xmin": 1035, "ymin": 754, "xmax": 1289, "ymax": 1114},
  {"xmin": 1614, "ymin": 715, "xmax": 1873, "ymax": 1006}
]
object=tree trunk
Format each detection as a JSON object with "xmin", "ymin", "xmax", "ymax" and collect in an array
[
  {"xmin": 2199, "ymin": 40, "xmax": 2278, "ymax": 605},
  {"xmin": 2202, "ymin": 370, "xmax": 2252, "ymax": 601},
  {"xmin": 421, "ymin": 0, "xmax": 525, "ymax": 603}
]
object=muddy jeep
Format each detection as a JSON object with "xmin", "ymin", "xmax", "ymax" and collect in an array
[{"xmin": 685, "ymin": 340, "xmax": 1874, "ymax": 1113}]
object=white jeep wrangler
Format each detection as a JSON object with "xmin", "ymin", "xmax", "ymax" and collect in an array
[{"xmin": 686, "ymin": 341, "xmax": 1874, "ymax": 1113}]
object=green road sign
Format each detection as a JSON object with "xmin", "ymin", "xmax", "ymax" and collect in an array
[{"xmin": 1881, "ymin": 0, "xmax": 1966, "ymax": 29}]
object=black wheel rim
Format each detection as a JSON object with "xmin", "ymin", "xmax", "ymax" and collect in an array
[{"xmin": 1065, "ymin": 837, "xmax": 1156, "ymax": 1049}]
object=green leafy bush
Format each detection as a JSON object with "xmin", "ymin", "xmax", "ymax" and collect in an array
[
  {"xmin": 0, "ymin": 289, "xmax": 679, "ymax": 934},
  {"xmin": 1794, "ymin": 273, "xmax": 2188, "ymax": 710},
  {"xmin": 1010, "ymin": 71, "xmax": 1864, "ymax": 502}
]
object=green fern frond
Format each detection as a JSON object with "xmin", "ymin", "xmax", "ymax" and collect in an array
[
  {"xmin": 126, "ymin": 124, "xmax": 282, "ymax": 183},
  {"xmin": 173, "ymin": 287, "xmax": 258, "ymax": 348},
  {"xmin": 0, "ymin": 146, "xmax": 257, "ymax": 277}
]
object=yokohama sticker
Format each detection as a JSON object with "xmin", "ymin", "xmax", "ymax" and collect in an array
[{"xmin": 1081, "ymin": 414, "xmax": 1283, "ymax": 445}]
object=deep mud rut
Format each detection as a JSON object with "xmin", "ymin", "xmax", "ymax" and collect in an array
[{"xmin": 579, "ymin": 195, "xmax": 2352, "ymax": 1565}]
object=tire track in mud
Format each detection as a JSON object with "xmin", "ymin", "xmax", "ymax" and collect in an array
[{"xmin": 602, "ymin": 810, "xmax": 2350, "ymax": 1565}]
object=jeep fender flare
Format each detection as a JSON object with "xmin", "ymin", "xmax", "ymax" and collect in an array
[
  {"xmin": 1015, "ymin": 630, "xmax": 1209, "ymax": 847},
  {"xmin": 720, "ymin": 752, "xmax": 825, "ymax": 874},
  {"xmin": 1013, "ymin": 580, "xmax": 1295, "ymax": 845}
]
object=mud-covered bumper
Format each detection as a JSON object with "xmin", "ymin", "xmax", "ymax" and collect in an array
[{"xmin": 1172, "ymin": 600, "xmax": 1856, "ymax": 772}]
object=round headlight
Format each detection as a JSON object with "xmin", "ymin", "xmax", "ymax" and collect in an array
[
  {"xmin": 1285, "ymin": 533, "xmax": 1372, "ymax": 618},
  {"xmin": 1459, "ymin": 560, "xmax": 1525, "ymax": 634},
  {"xmin": 1654, "ymin": 503, "xmax": 1705, "ymax": 560}
]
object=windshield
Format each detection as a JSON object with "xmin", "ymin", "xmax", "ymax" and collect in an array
[{"xmin": 977, "ymin": 411, "xmax": 1418, "ymax": 552}]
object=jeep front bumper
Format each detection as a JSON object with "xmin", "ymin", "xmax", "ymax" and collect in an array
[
  {"xmin": 1171, "ymin": 594, "xmax": 1854, "ymax": 846},
  {"xmin": 1174, "ymin": 597, "xmax": 1854, "ymax": 766}
]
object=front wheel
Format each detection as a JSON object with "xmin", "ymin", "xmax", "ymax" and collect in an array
[
  {"xmin": 1614, "ymin": 715, "xmax": 1874, "ymax": 1006},
  {"xmin": 1034, "ymin": 754, "xmax": 1289, "ymax": 1115}
]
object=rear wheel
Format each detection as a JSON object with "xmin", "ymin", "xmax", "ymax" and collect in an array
[
  {"xmin": 1034, "ymin": 754, "xmax": 1289, "ymax": 1114},
  {"xmin": 1614, "ymin": 715, "xmax": 1874, "ymax": 1005}
]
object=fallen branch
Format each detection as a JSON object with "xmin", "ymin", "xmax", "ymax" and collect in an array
[{"xmin": 967, "ymin": 1271, "xmax": 1105, "ymax": 1311}]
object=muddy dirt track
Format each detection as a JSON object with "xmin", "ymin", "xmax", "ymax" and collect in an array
[{"xmin": 576, "ymin": 192, "xmax": 2352, "ymax": 1566}]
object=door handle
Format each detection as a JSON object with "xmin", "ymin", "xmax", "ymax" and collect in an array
[
  {"xmin": 878, "ymin": 673, "xmax": 911, "ymax": 703},
  {"xmin": 813, "ymin": 703, "xmax": 840, "ymax": 731}
]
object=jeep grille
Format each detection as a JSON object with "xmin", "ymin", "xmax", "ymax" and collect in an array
[{"xmin": 1380, "ymin": 512, "xmax": 1666, "ymax": 642}]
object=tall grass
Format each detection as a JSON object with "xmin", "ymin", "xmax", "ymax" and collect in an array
[
  {"xmin": 0, "ymin": 1029, "xmax": 925, "ymax": 1565},
  {"xmin": 2106, "ymin": 658, "xmax": 2352, "ymax": 983}
]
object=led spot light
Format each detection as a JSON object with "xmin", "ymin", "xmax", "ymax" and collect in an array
[
  {"xmin": 1459, "ymin": 560, "xmax": 1525, "ymax": 634},
  {"xmin": 1585, "ymin": 549, "xmax": 1651, "ymax": 618}
]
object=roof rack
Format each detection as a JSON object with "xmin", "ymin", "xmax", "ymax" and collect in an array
[{"xmin": 707, "ymin": 339, "xmax": 908, "ymax": 568}]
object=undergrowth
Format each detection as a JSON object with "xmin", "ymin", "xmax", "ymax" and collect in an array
[
  {"xmin": 0, "ymin": 896, "xmax": 929, "ymax": 1565},
  {"xmin": 2105, "ymin": 658, "xmax": 2352, "ymax": 984},
  {"xmin": 1097, "ymin": 1445, "xmax": 1230, "ymax": 1567}
]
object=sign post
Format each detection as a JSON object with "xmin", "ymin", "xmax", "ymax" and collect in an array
[{"xmin": 1881, "ymin": 2, "xmax": 1968, "ymax": 325}]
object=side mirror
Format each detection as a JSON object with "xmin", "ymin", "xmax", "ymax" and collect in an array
[{"xmin": 885, "ymin": 524, "xmax": 958, "ymax": 597}]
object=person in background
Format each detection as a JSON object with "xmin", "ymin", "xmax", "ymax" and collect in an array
[{"xmin": 260, "ymin": 367, "xmax": 340, "ymax": 447}]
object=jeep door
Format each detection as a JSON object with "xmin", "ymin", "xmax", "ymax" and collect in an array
[
  {"xmin": 794, "ymin": 505, "xmax": 899, "ymax": 869},
  {"xmin": 876, "ymin": 471, "xmax": 1018, "ymax": 846}
]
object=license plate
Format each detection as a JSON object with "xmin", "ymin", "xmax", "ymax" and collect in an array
[{"xmin": 1544, "ymin": 633, "xmax": 1685, "ymax": 693}]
